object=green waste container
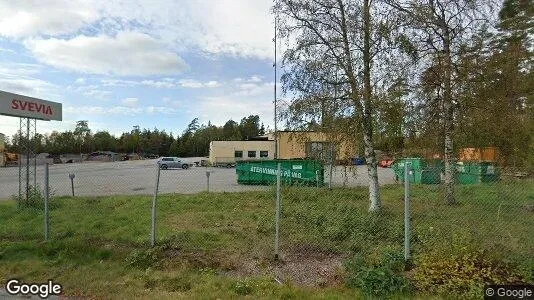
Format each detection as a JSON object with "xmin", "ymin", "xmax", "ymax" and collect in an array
[
  {"xmin": 456, "ymin": 161, "xmax": 500, "ymax": 184},
  {"xmin": 236, "ymin": 159, "xmax": 324, "ymax": 186},
  {"xmin": 392, "ymin": 158, "xmax": 442, "ymax": 184}
]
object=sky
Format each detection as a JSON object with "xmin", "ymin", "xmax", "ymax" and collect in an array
[{"xmin": 0, "ymin": 0, "xmax": 279, "ymax": 139}]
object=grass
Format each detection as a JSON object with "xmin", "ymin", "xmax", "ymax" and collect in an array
[{"xmin": 0, "ymin": 179, "xmax": 533, "ymax": 299}]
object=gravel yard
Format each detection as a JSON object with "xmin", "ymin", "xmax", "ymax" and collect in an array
[{"xmin": 0, "ymin": 159, "xmax": 396, "ymax": 200}]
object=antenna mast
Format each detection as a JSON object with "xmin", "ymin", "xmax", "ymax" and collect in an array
[{"xmin": 273, "ymin": 13, "xmax": 278, "ymax": 159}]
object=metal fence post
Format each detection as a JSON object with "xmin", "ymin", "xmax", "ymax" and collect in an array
[
  {"xmin": 151, "ymin": 164, "xmax": 161, "ymax": 247},
  {"xmin": 44, "ymin": 163, "xmax": 50, "ymax": 241},
  {"xmin": 404, "ymin": 162, "xmax": 411, "ymax": 262},
  {"xmin": 69, "ymin": 173, "xmax": 75, "ymax": 197},
  {"xmin": 206, "ymin": 170, "xmax": 211, "ymax": 193},
  {"xmin": 274, "ymin": 162, "xmax": 281, "ymax": 259},
  {"xmin": 328, "ymin": 144, "xmax": 334, "ymax": 190}
]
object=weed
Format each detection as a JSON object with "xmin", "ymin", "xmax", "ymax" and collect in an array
[
  {"xmin": 345, "ymin": 247, "xmax": 411, "ymax": 297},
  {"xmin": 232, "ymin": 279, "xmax": 254, "ymax": 295},
  {"xmin": 126, "ymin": 247, "xmax": 163, "ymax": 270}
]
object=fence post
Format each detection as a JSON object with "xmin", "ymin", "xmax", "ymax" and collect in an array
[
  {"xmin": 404, "ymin": 162, "xmax": 411, "ymax": 262},
  {"xmin": 151, "ymin": 164, "xmax": 161, "ymax": 247},
  {"xmin": 274, "ymin": 162, "xmax": 281, "ymax": 259},
  {"xmin": 206, "ymin": 170, "xmax": 211, "ymax": 193},
  {"xmin": 44, "ymin": 163, "xmax": 50, "ymax": 241},
  {"xmin": 69, "ymin": 173, "xmax": 75, "ymax": 197},
  {"xmin": 316, "ymin": 170, "xmax": 320, "ymax": 188},
  {"xmin": 329, "ymin": 144, "xmax": 334, "ymax": 190}
]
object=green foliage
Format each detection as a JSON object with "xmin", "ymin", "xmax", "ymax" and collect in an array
[
  {"xmin": 232, "ymin": 279, "xmax": 255, "ymax": 295},
  {"xmin": 13, "ymin": 186, "xmax": 57, "ymax": 210},
  {"xmin": 126, "ymin": 247, "xmax": 163, "ymax": 270},
  {"xmin": 345, "ymin": 247, "xmax": 411, "ymax": 297},
  {"xmin": 0, "ymin": 183, "xmax": 532, "ymax": 298},
  {"xmin": 411, "ymin": 249, "xmax": 525, "ymax": 299},
  {"xmin": 158, "ymin": 275, "xmax": 193, "ymax": 292}
]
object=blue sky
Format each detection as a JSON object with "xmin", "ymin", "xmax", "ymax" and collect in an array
[{"xmin": 0, "ymin": 0, "xmax": 280, "ymax": 139}]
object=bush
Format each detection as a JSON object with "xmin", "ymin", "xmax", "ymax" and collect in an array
[
  {"xmin": 410, "ymin": 249, "xmax": 525, "ymax": 299},
  {"xmin": 345, "ymin": 248, "xmax": 411, "ymax": 296},
  {"xmin": 126, "ymin": 247, "xmax": 163, "ymax": 270},
  {"xmin": 12, "ymin": 185, "xmax": 57, "ymax": 210},
  {"xmin": 231, "ymin": 279, "xmax": 254, "ymax": 295}
]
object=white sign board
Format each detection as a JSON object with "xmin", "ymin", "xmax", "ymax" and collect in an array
[{"xmin": 0, "ymin": 90, "xmax": 62, "ymax": 121}]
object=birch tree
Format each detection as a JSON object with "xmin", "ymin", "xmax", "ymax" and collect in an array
[
  {"xmin": 276, "ymin": 0, "xmax": 401, "ymax": 211},
  {"xmin": 385, "ymin": 0, "xmax": 496, "ymax": 204}
]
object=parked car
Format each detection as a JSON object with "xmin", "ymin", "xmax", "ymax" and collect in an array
[{"xmin": 157, "ymin": 157, "xmax": 191, "ymax": 170}]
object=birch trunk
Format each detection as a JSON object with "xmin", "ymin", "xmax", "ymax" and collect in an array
[
  {"xmin": 363, "ymin": 0, "xmax": 381, "ymax": 211},
  {"xmin": 442, "ymin": 25, "xmax": 456, "ymax": 205}
]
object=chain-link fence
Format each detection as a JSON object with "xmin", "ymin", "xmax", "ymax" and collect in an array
[{"xmin": 0, "ymin": 158, "xmax": 532, "ymax": 298}]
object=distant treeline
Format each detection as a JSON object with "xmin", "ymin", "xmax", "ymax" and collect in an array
[{"xmin": 5, "ymin": 115, "xmax": 266, "ymax": 157}]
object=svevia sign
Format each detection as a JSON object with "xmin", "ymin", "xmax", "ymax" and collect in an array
[{"xmin": 0, "ymin": 90, "xmax": 62, "ymax": 121}]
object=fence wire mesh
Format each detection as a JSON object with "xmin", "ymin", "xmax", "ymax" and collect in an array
[{"xmin": 0, "ymin": 158, "xmax": 532, "ymax": 298}]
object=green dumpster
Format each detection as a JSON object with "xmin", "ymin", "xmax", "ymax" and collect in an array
[
  {"xmin": 392, "ymin": 158, "xmax": 442, "ymax": 184},
  {"xmin": 236, "ymin": 159, "xmax": 324, "ymax": 186},
  {"xmin": 456, "ymin": 161, "xmax": 500, "ymax": 184}
]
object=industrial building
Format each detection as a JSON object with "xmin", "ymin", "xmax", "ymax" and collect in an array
[
  {"xmin": 209, "ymin": 140, "xmax": 275, "ymax": 166},
  {"xmin": 209, "ymin": 131, "xmax": 357, "ymax": 165}
]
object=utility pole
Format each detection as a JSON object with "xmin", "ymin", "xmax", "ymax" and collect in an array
[{"xmin": 273, "ymin": 14, "xmax": 278, "ymax": 159}]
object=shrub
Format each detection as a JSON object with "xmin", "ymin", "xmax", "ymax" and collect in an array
[
  {"xmin": 232, "ymin": 279, "xmax": 254, "ymax": 295},
  {"xmin": 345, "ymin": 248, "xmax": 411, "ymax": 296},
  {"xmin": 126, "ymin": 247, "xmax": 163, "ymax": 269},
  {"xmin": 12, "ymin": 185, "xmax": 58, "ymax": 210},
  {"xmin": 410, "ymin": 249, "xmax": 525, "ymax": 299}
]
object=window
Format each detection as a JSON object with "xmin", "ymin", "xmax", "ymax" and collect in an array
[
  {"xmin": 162, "ymin": 157, "xmax": 173, "ymax": 161},
  {"xmin": 248, "ymin": 151, "xmax": 256, "ymax": 158},
  {"xmin": 260, "ymin": 151, "xmax": 269, "ymax": 158},
  {"xmin": 234, "ymin": 151, "xmax": 243, "ymax": 158}
]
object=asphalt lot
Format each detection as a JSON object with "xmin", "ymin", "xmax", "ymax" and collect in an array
[{"xmin": 0, "ymin": 159, "xmax": 396, "ymax": 200}]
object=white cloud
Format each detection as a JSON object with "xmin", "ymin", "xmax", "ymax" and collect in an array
[
  {"xmin": 234, "ymin": 75, "xmax": 264, "ymax": 83},
  {"xmin": 0, "ymin": 78, "xmax": 57, "ymax": 98},
  {"xmin": 178, "ymin": 79, "xmax": 221, "ymax": 88},
  {"xmin": 25, "ymin": 31, "xmax": 189, "ymax": 76},
  {"xmin": 141, "ymin": 80, "xmax": 176, "ymax": 88},
  {"xmin": 100, "ymin": 78, "xmax": 221, "ymax": 89},
  {"xmin": 193, "ymin": 79, "xmax": 275, "ymax": 127},
  {"xmin": 74, "ymin": 78, "xmax": 86, "ymax": 84},
  {"xmin": 2, "ymin": 1, "xmax": 274, "ymax": 60},
  {"xmin": 101, "ymin": 79, "xmax": 138, "ymax": 87},
  {"xmin": 0, "ymin": 1, "xmax": 101, "ymax": 38},
  {"xmin": 178, "ymin": 79, "xmax": 204, "ymax": 88},
  {"xmin": 235, "ymin": 82, "xmax": 274, "ymax": 96},
  {"xmin": 179, "ymin": 0, "xmax": 273, "ymax": 58},
  {"xmin": 162, "ymin": 97, "xmax": 182, "ymax": 108},
  {"xmin": 67, "ymin": 83, "xmax": 112, "ymax": 100},
  {"xmin": 197, "ymin": 95, "xmax": 273, "ymax": 127},
  {"xmin": 0, "ymin": 117, "xmax": 73, "ymax": 139},
  {"xmin": 0, "ymin": 63, "xmax": 42, "ymax": 77},
  {"xmin": 83, "ymin": 89, "xmax": 112, "ymax": 100},
  {"xmin": 121, "ymin": 97, "xmax": 139, "ymax": 107},
  {"xmin": 64, "ymin": 105, "xmax": 178, "ymax": 116},
  {"xmin": 205, "ymin": 81, "xmax": 221, "ymax": 88}
]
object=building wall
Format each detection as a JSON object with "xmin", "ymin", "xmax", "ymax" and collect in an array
[
  {"xmin": 277, "ymin": 131, "xmax": 356, "ymax": 160},
  {"xmin": 0, "ymin": 133, "xmax": 5, "ymax": 153},
  {"xmin": 209, "ymin": 141, "xmax": 275, "ymax": 164}
]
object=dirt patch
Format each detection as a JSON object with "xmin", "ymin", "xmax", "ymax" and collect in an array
[{"xmin": 225, "ymin": 244, "xmax": 347, "ymax": 287}]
